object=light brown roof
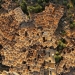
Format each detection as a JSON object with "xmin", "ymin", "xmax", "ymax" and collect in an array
[{"xmin": 33, "ymin": 3, "xmax": 64, "ymax": 30}]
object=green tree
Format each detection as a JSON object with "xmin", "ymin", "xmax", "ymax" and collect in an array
[
  {"xmin": 54, "ymin": 55, "xmax": 63, "ymax": 63},
  {"xmin": 63, "ymin": 0, "xmax": 67, "ymax": 5},
  {"xmin": 57, "ymin": 40, "xmax": 66, "ymax": 50},
  {"xmin": 67, "ymin": 3, "xmax": 73, "ymax": 9},
  {"xmin": 28, "ymin": 4, "xmax": 43, "ymax": 13},
  {"xmin": 20, "ymin": 0, "xmax": 29, "ymax": 15},
  {"xmin": 70, "ymin": 21, "xmax": 75, "ymax": 29},
  {"xmin": 54, "ymin": 51, "xmax": 63, "ymax": 63}
]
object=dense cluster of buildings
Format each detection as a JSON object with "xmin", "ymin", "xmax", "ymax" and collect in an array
[{"xmin": 0, "ymin": 2, "xmax": 64, "ymax": 75}]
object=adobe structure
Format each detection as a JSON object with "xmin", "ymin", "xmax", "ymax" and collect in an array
[{"xmin": 0, "ymin": 2, "xmax": 64, "ymax": 75}]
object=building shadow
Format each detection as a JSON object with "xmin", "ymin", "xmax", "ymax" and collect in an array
[{"xmin": 59, "ymin": 66, "xmax": 75, "ymax": 75}]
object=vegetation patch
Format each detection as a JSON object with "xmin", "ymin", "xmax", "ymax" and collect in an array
[
  {"xmin": 54, "ymin": 51, "xmax": 63, "ymax": 63},
  {"xmin": 57, "ymin": 38, "xmax": 66, "ymax": 51},
  {"xmin": 27, "ymin": 4, "xmax": 43, "ymax": 13},
  {"xmin": 67, "ymin": 3, "xmax": 73, "ymax": 9},
  {"xmin": 63, "ymin": 0, "xmax": 68, "ymax": 5},
  {"xmin": 20, "ymin": 0, "xmax": 29, "ymax": 15},
  {"xmin": 70, "ymin": 21, "xmax": 75, "ymax": 29},
  {"xmin": 19, "ymin": 0, "xmax": 50, "ymax": 14}
]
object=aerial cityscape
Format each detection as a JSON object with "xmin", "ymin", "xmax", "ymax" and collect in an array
[{"xmin": 0, "ymin": 0, "xmax": 75, "ymax": 75}]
